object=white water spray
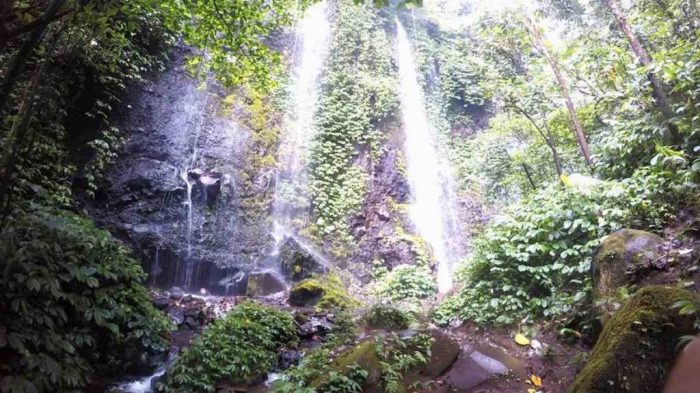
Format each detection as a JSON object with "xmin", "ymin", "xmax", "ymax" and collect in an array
[
  {"xmin": 396, "ymin": 19, "xmax": 459, "ymax": 293},
  {"xmin": 271, "ymin": 1, "xmax": 332, "ymax": 250}
]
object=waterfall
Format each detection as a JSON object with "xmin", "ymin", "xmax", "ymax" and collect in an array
[
  {"xmin": 270, "ymin": 1, "xmax": 332, "ymax": 255},
  {"xmin": 179, "ymin": 89, "xmax": 209, "ymax": 291},
  {"xmin": 395, "ymin": 19, "xmax": 460, "ymax": 293}
]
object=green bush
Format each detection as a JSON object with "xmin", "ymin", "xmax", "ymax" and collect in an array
[
  {"xmin": 159, "ymin": 301, "xmax": 297, "ymax": 392},
  {"xmin": 364, "ymin": 305, "xmax": 412, "ymax": 331},
  {"xmin": 434, "ymin": 169, "xmax": 695, "ymax": 326},
  {"xmin": 372, "ymin": 264, "xmax": 437, "ymax": 302},
  {"xmin": 0, "ymin": 206, "xmax": 171, "ymax": 393}
]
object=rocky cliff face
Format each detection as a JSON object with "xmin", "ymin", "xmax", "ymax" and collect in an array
[{"xmin": 87, "ymin": 48, "xmax": 274, "ymax": 294}]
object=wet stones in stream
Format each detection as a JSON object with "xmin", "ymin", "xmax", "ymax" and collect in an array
[{"xmin": 152, "ymin": 289, "xmax": 219, "ymax": 331}]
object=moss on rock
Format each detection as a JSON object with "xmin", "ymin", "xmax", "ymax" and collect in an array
[
  {"xmin": 567, "ymin": 286, "xmax": 699, "ymax": 393},
  {"xmin": 288, "ymin": 274, "xmax": 359, "ymax": 309},
  {"xmin": 592, "ymin": 229, "xmax": 664, "ymax": 321}
]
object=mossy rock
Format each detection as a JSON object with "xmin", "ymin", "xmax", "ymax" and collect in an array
[
  {"xmin": 311, "ymin": 339, "xmax": 383, "ymax": 390},
  {"xmin": 364, "ymin": 305, "xmax": 412, "ymax": 330},
  {"xmin": 567, "ymin": 286, "xmax": 699, "ymax": 393},
  {"xmin": 279, "ymin": 237, "xmax": 327, "ymax": 282},
  {"xmin": 592, "ymin": 229, "xmax": 664, "ymax": 321},
  {"xmin": 288, "ymin": 275, "xmax": 359, "ymax": 309}
]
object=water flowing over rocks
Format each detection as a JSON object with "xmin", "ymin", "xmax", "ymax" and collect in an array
[{"xmin": 86, "ymin": 48, "xmax": 272, "ymax": 293}]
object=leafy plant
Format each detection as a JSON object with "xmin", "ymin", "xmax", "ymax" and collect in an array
[
  {"xmin": 0, "ymin": 205, "xmax": 172, "ymax": 393},
  {"xmin": 159, "ymin": 301, "xmax": 297, "ymax": 392},
  {"xmin": 434, "ymin": 169, "xmax": 694, "ymax": 326}
]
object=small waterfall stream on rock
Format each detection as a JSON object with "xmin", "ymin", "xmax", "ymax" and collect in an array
[
  {"xmin": 269, "ymin": 1, "xmax": 332, "ymax": 268},
  {"xmin": 395, "ymin": 19, "xmax": 461, "ymax": 293},
  {"xmin": 179, "ymin": 89, "xmax": 209, "ymax": 290}
]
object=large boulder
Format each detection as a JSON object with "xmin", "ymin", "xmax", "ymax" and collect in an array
[
  {"xmin": 245, "ymin": 271, "xmax": 287, "ymax": 297},
  {"xmin": 418, "ymin": 329, "xmax": 460, "ymax": 378},
  {"xmin": 568, "ymin": 286, "xmax": 699, "ymax": 393},
  {"xmin": 279, "ymin": 237, "xmax": 327, "ymax": 282},
  {"xmin": 288, "ymin": 275, "xmax": 358, "ymax": 309},
  {"xmin": 592, "ymin": 229, "xmax": 664, "ymax": 320}
]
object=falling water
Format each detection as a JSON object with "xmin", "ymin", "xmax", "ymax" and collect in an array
[
  {"xmin": 271, "ymin": 1, "xmax": 332, "ymax": 249},
  {"xmin": 179, "ymin": 88, "xmax": 208, "ymax": 290},
  {"xmin": 396, "ymin": 19, "xmax": 460, "ymax": 293}
]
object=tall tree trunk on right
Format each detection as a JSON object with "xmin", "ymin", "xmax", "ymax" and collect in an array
[{"xmin": 603, "ymin": 0, "xmax": 680, "ymax": 143}]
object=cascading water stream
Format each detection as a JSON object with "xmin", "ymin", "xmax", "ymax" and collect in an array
[
  {"xmin": 179, "ymin": 89, "xmax": 209, "ymax": 290},
  {"xmin": 269, "ymin": 1, "xmax": 332, "ymax": 264},
  {"xmin": 395, "ymin": 18, "xmax": 460, "ymax": 293}
]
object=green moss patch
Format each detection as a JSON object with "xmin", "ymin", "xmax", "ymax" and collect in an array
[
  {"xmin": 568, "ymin": 286, "xmax": 699, "ymax": 393},
  {"xmin": 288, "ymin": 275, "xmax": 359, "ymax": 309}
]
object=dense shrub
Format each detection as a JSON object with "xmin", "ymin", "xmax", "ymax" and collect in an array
[
  {"xmin": 0, "ymin": 206, "xmax": 171, "ymax": 393},
  {"xmin": 159, "ymin": 301, "xmax": 297, "ymax": 392},
  {"xmin": 372, "ymin": 264, "xmax": 437, "ymax": 303},
  {"xmin": 434, "ymin": 168, "xmax": 696, "ymax": 326}
]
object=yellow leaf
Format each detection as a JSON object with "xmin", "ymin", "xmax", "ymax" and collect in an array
[
  {"xmin": 528, "ymin": 390, "xmax": 537, "ymax": 393},
  {"xmin": 530, "ymin": 374, "xmax": 542, "ymax": 387},
  {"xmin": 514, "ymin": 333, "xmax": 530, "ymax": 346}
]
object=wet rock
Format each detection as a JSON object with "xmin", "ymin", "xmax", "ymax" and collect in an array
[
  {"xmin": 279, "ymin": 348, "xmax": 303, "ymax": 370},
  {"xmin": 592, "ymin": 229, "xmax": 664, "ymax": 321},
  {"xmin": 218, "ymin": 271, "xmax": 248, "ymax": 296},
  {"xmin": 568, "ymin": 286, "xmax": 700, "ymax": 393},
  {"xmin": 168, "ymin": 308, "xmax": 185, "ymax": 325},
  {"xmin": 169, "ymin": 287, "xmax": 186, "ymax": 299},
  {"xmin": 444, "ymin": 343, "xmax": 522, "ymax": 391},
  {"xmin": 187, "ymin": 168, "xmax": 204, "ymax": 181},
  {"xmin": 198, "ymin": 172, "xmax": 221, "ymax": 207},
  {"xmin": 297, "ymin": 312, "xmax": 336, "ymax": 339},
  {"xmin": 420, "ymin": 329, "xmax": 460, "ymax": 378},
  {"xmin": 246, "ymin": 271, "xmax": 287, "ymax": 297},
  {"xmin": 279, "ymin": 237, "xmax": 327, "ymax": 282},
  {"xmin": 153, "ymin": 295, "xmax": 171, "ymax": 310}
]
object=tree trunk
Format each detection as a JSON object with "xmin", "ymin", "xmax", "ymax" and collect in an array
[
  {"xmin": 526, "ymin": 18, "xmax": 593, "ymax": 169},
  {"xmin": 521, "ymin": 163, "xmax": 537, "ymax": 191},
  {"xmin": 603, "ymin": 0, "xmax": 678, "ymax": 141}
]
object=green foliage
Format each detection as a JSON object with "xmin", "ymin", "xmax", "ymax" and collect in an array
[
  {"xmin": 1, "ymin": 1, "xmax": 174, "ymax": 205},
  {"xmin": 364, "ymin": 304, "xmax": 412, "ymax": 330},
  {"xmin": 372, "ymin": 264, "xmax": 437, "ymax": 302},
  {"xmin": 434, "ymin": 168, "xmax": 695, "ymax": 326},
  {"xmin": 0, "ymin": 205, "xmax": 171, "ymax": 393},
  {"xmin": 271, "ymin": 331, "xmax": 432, "ymax": 393},
  {"xmin": 308, "ymin": 1, "xmax": 397, "ymax": 242},
  {"xmin": 374, "ymin": 332, "xmax": 432, "ymax": 393},
  {"xmin": 159, "ymin": 301, "xmax": 297, "ymax": 392},
  {"xmin": 154, "ymin": 0, "xmax": 304, "ymax": 90}
]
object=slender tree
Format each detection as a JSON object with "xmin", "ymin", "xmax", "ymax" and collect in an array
[
  {"xmin": 602, "ymin": 0, "xmax": 680, "ymax": 143},
  {"xmin": 525, "ymin": 18, "xmax": 593, "ymax": 169}
]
